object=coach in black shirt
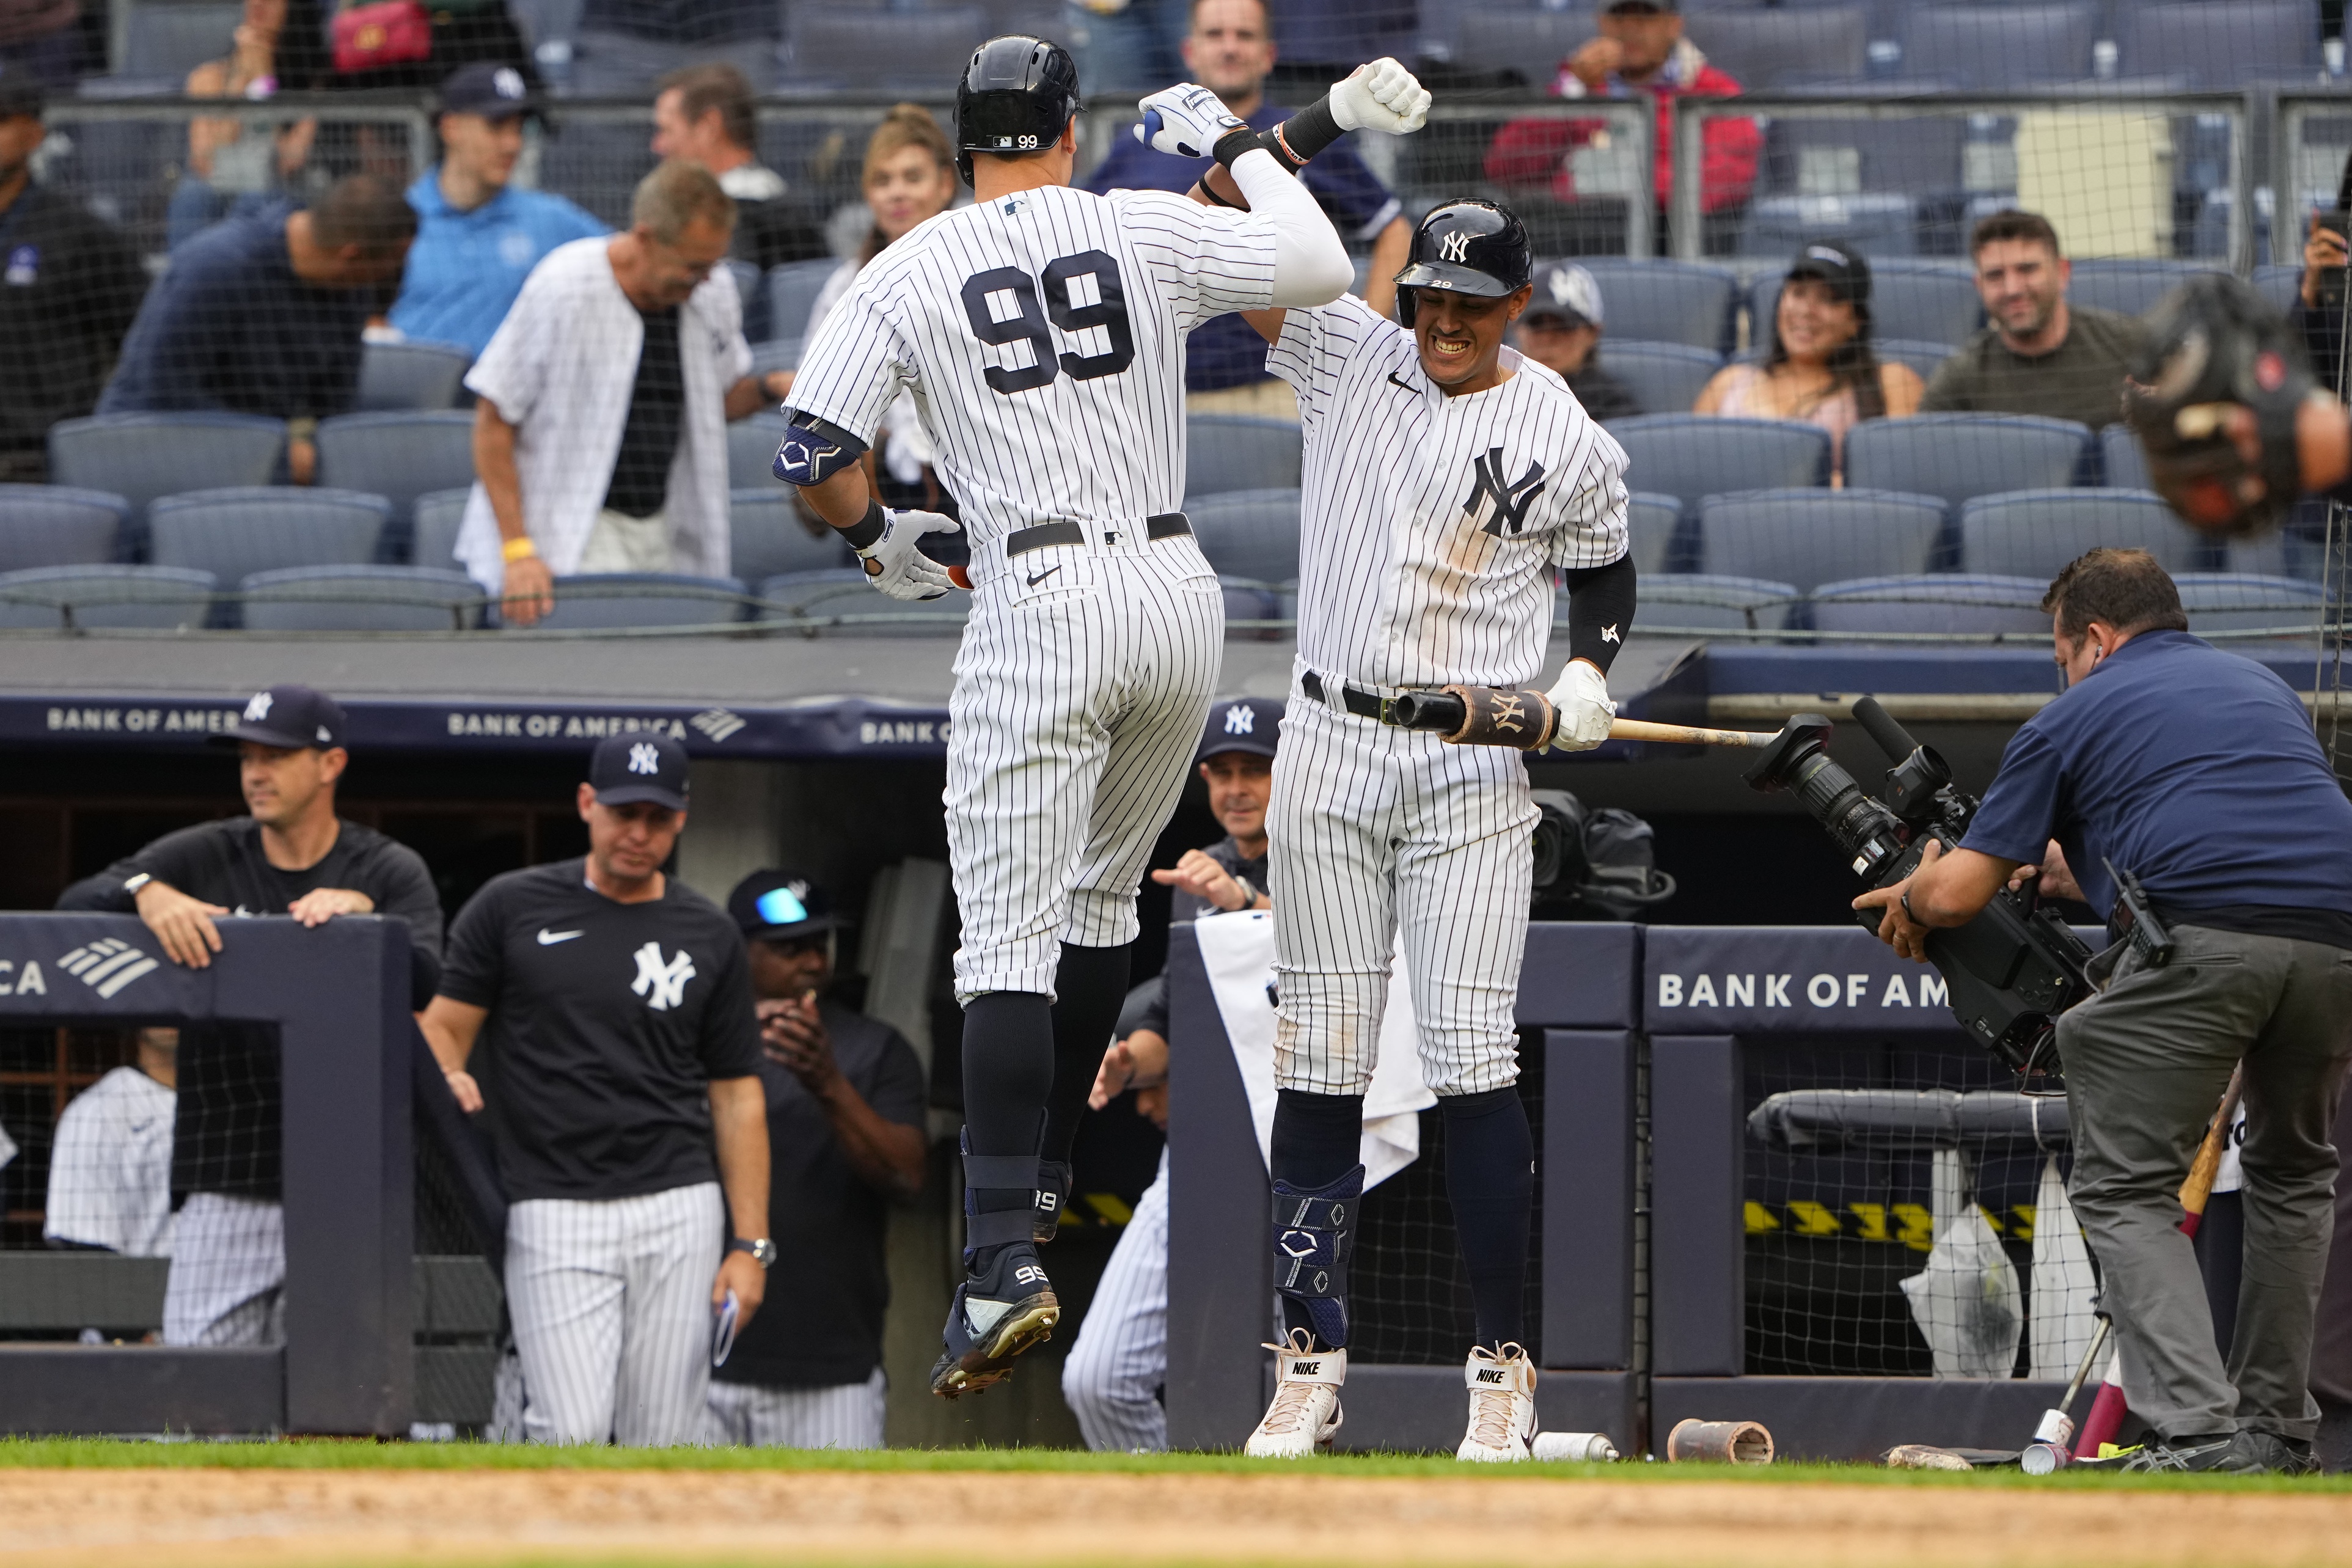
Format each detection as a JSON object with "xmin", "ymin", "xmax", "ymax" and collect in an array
[
  {"xmin": 705, "ymin": 869, "xmax": 925, "ymax": 1449},
  {"xmin": 423, "ymin": 732, "xmax": 771, "ymax": 1446}
]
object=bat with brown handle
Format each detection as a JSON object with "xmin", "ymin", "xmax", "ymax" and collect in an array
[{"xmin": 1385, "ymin": 684, "xmax": 1783, "ymax": 750}]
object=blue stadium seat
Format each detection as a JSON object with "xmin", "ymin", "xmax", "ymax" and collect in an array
[
  {"xmin": 1756, "ymin": 114, "xmax": 1965, "ymax": 207},
  {"xmin": 1219, "ymin": 577, "xmax": 1282, "ymax": 636},
  {"xmin": 0, "ymin": 486, "xmax": 130, "ymax": 571},
  {"xmin": 2119, "ymin": 0, "xmax": 2320, "ymax": 87},
  {"xmin": 1750, "ymin": 262, "xmax": 1980, "ymax": 348},
  {"xmin": 1623, "ymin": 573, "xmax": 1800, "ymax": 632},
  {"xmin": 1809, "ymin": 574, "xmax": 2051, "ymax": 637},
  {"xmin": 1453, "ymin": 7, "xmax": 1599, "ymax": 80},
  {"xmin": 731, "ymin": 411, "xmax": 790, "ymax": 490},
  {"xmin": 1843, "ymin": 414, "xmax": 2091, "ymax": 510},
  {"xmin": 1684, "ymin": 5, "xmax": 1870, "ymax": 86},
  {"xmin": 749, "ymin": 337, "xmax": 802, "ymax": 381},
  {"xmin": 2098, "ymin": 424, "xmax": 2150, "ymax": 491},
  {"xmin": 2064, "ymin": 260, "xmax": 2227, "ymax": 321},
  {"xmin": 1575, "ymin": 262, "xmax": 1742, "ymax": 354},
  {"xmin": 1698, "ymin": 488, "xmax": 1945, "ymax": 593},
  {"xmin": 2252, "ymin": 263, "xmax": 2306, "ymax": 317},
  {"xmin": 1188, "ymin": 487, "xmax": 1302, "ymax": 584},
  {"xmin": 1185, "ymin": 416, "xmax": 1303, "ymax": 499},
  {"xmin": 530, "ymin": 573, "xmax": 749, "ymax": 630},
  {"xmin": 1606, "ymin": 416, "xmax": 1833, "ymax": 516},
  {"xmin": 724, "ymin": 259, "xmax": 769, "ymax": 345},
  {"xmin": 2174, "ymin": 573, "xmax": 2326, "ymax": 637},
  {"xmin": 412, "ymin": 488, "xmax": 472, "ymax": 570},
  {"xmin": 0, "ymin": 565, "xmax": 216, "ymax": 631},
  {"xmin": 1627, "ymin": 491, "xmax": 1681, "ymax": 576},
  {"xmin": 729, "ymin": 488, "xmax": 855, "ymax": 584},
  {"xmin": 532, "ymin": 120, "xmax": 650, "ymax": 229},
  {"xmin": 149, "ymin": 488, "xmax": 392, "ymax": 590},
  {"xmin": 758, "ymin": 568, "xmax": 969, "ymax": 635},
  {"xmin": 765, "ymin": 258, "xmax": 841, "ymax": 345},
  {"xmin": 47, "ymin": 412, "xmax": 284, "ymax": 524},
  {"xmin": 1899, "ymin": 3, "xmax": 2094, "ymax": 86},
  {"xmin": 355, "ymin": 340, "xmax": 472, "ymax": 412},
  {"xmin": 239, "ymin": 566, "xmax": 481, "ymax": 632},
  {"xmin": 783, "ymin": 6, "xmax": 988, "ymax": 90},
  {"xmin": 1958, "ymin": 488, "xmax": 2205, "ymax": 577},
  {"xmin": 1742, "ymin": 194, "xmax": 1918, "ymax": 258},
  {"xmin": 118, "ymin": 0, "xmax": 241, "ymax": 82},
  {"xmin": 314, "ymin": 412, "xmax": 476, "ymax": 529},
  {"xmin": 1876, "ymin": 339, "xmax": 1957, "ymax": 381},
  {"xmin": 1602, "ymin": 342, "xmax": 1722, "ymax": 416}
]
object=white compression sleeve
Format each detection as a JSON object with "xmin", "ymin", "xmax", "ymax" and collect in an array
[{"xmin": 1227, "ymin": 145, "xmax": 1353, "ymax": 309}]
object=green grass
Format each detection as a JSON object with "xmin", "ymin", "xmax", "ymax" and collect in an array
[{"xmin": 0, "ymin": 1437, "xmax": 2347, "ymax": 1492}]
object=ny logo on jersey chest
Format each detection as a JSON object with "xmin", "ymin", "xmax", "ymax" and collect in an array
[
  {"xmin": 631, "ymin": 942, "xmax": 697, "ymax": 1011},
  {"xmin": 1462, "ymin": 448, "xmax": 1548, "ymax": 537}
]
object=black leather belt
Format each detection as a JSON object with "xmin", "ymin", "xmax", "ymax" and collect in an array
[
  {"xmin": 1302, "ymin": 670, "xmax": 1391, "ymax": 722},
  {"xmin": 1003, "ymin": 511, "xmax": 1190, "ymax": 558}
]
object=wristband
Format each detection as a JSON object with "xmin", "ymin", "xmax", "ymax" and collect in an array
[
  {"xmin": 1900, "ymin": 890, "xmax": 1919, "ymax": 925},
  {"xmin": 502, "ymin": 535, "xmax": 538, "ymax": 563},
  {"xmin": 1211, "ymin": 125, "xmax": 1260, "ymax": 171},
  {"xmin": 840, "ymin": 499, "xmax": 887, "ymax": 552},
  {"xmin": 1197, "ymin": 177, "xmax": 1245, "ymax": 210},
  {"xmin": 1259, "ymin": 95, "xmax": 1344, "ymax": 174}
]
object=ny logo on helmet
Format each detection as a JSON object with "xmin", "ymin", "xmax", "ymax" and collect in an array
[
  {"xmin": 1438, "ymin": 229, "xmax": 1471, "ymax": 263},
  {"xmin": 1462, "ymin": 448, "xmax": 1548, "ymax": 537}
]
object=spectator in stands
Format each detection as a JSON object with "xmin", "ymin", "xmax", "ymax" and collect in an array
[
  {"xmin": 704, "ymin": 870, "xmax": 925, "ymax": 1449},
  {"xmin": 1484, "ymin": 0, "xmax": 1760, "ymax": 258},
  {"xmin": 1066, "ymin": 0, "xmax": 1180, "ymax": 94},
  {"xmin": 0, "ymin": 76, "xmax": 147, "ymax": 483},
  {"xmin": 1083, "ymin": 0, "xmax": 1409, "ymax": 419},
  {"xmin": 2291, "ymin": 212, "xmax": 2347, "ymax": 398},
  {"xmin": 44, "ymin": 1028, "xmax": 177, "ymax": 1258},
  {"xmin": 1515, "ymin": 262, "xmax": 1639, "ymax": 423},
  {"xmin": 461, "ymin": 160, "xmax": 793, "ymax": 625},
  {"xmin": 99, "ymin": 174, "xmax": 416, "ymax": 485},
  {"xmin": 1696, "ymin": 241, "xmax": 1919, "ymax": 480},
  {"xmin": 59, "ymin": 685, "xmax": 443, "ymax": 1346},
  {"xmin": 1923, "ymin": 210, "xmax": 2148, "ymax": 436},
  {"xmin": 650, "ymin": 62, "xmax": 825, "ymax": 271},
  {"xmin": 166, "ymin": 0, "xmax": 328, "ymax": 251},
  {"xmin": 389, "ymin": 64, "xmax": 604, "ymax": 357}
]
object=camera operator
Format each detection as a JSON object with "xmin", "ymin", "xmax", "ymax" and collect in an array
[{"xmin": 1855, "ymin": 549, "xmax": 2352, "ymax": 1473}]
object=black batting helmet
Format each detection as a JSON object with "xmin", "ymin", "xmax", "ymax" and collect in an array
[
  {"xmin": 1394, "ymin": 199, "xmax": 1533, "ymax": 328},
  {"xmin": 954, "ymin": 34, "xmax": 1080, "ymax": 188}
]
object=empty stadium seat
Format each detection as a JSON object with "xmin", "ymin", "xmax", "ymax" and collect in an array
[
  {"xmin": 1622, "ymin": 573, "xmax": 1800, "ymax": 632},
  {"xmin": 1809, "ymin": 574, "xmax": 2051, "ymax": 637},
  {"xmin": 783, "ymin": 6, "xmax": 987, "ymax": 89},
  {"xmin": 238, "ymin": 566, "xmax": 481, "ymax": 632},
  {"xmin": 532, "ymin": 120, "xmax": 651, "ymax": 230},
  {"xmin": 2098, "ymin": 424, "xmax": 2150, "ymax": 491},
  {"xmin": 1742, "ymin": 194, "xmax": 1918, "ymax": 258},
  {"xmin": 1958, "ymin": 488, "xmax": 2205, "ymax": 577},
  {"xmin": 1750, "ymin": 262, "xmax": 1980, "ymax": 348},
  {"xmin": 1603, "ymin": 342, "xmax": 1722, "ymax": 416},
  {"xmin": 1876, "ymin": 339, "xmax": 1958, "ymax": 380},
  {"xmin": 47, "ymin": 412, "xmax": 284, "ymax": 524},
  {"xmin": 1898, "ymin": 2, "xmax": 2094, "ymax": 86},
  {"xmin": 766, "ymin": 258, "xmax": 841, "ymax": 344},
  {"xmin": 0, "ymin": 565, "xmax": 216, "ymax": 631},
  {"xmin": 2119, "ymin": 0, "xmax": 2320, "ymax": 87},
  {"xmin": 758, "ymin": 568, "xmax": 969, "ymax": 635},
  {"xmin": 1453, "ymin": 6, "xmax": 1596, "ymax": 81},
  {"xmin": 729, "ymin": 489, "xmax": 855, "ymax": 584},
  {"xmin": 1185, "ymin": 416, "xmax": 1303, "ymax": 498},
  {"xmin": 314, "ymin": 412, "xmax": 476, "ymax": 529},
  {"xmin": 749, "ymin": 337, "xmax": 802, "ymax": 381},
  {"xmin": 2174, "ymin": 573, "xmax": 2328, "ymax": 637},
  {"xmin": 1218, "ymin": 577, "xmax": 1281, "ymax": 636},
  {"xmin": 731, "ymin": 411, "xmax": 790, "ymax": 490},
  {"xmin": 2064, "ymin": 260, "xmax": 2226, "ymax": 321},
  {"xmin": 355, "ymin": 340, "xmax": 472, "ymax": 412},
  {"xmin": 1188, "ymin": 488, "xmax": 1302, "ymax": 584},
  {"xmin": 1575, "ymin": 262, "xmax": 1741, "ymax": 354},
  {"xmin": 412, "ymin": 488, "xmax": 471, "ymax": 570},
  {"xmin": 0, "ymin": 486, "xmax": 129, "ymax": 571},
  {"xmin": 1685, "ymin": 5, "xmax": 1869, "ymax": 87},
  {"xmin": 1698, "ymin": 488, "xmax": 1945, "ymax": 593},
  {"xmin": 530, "ymin": 573, "xmax": 749, "ymax": 630},
  {"xmin": 1756, "ymin": 114, "xmax": 1965, "ymax": 208},
  {"xmin": 1606, "ymin": 416, "xmax": 1833, "ymax": 516},
  {"xmin": 117, "ymin": 0, "xmax": 241, "ymax": 83},
  {"xmin": 1843, "ymin": 414, "xmax": 2092, "ymax": 510},
  {"xmin": 147, "ymin": 487, "xmax": 390, "ymax": 612},
  {"xmin": 1627, "ymin": 491, "xmax": 1680, "ymax": 576}
]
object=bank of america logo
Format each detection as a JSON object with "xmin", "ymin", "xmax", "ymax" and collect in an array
[
  {"xmin": 690, "ymin": 707, "xmax": 746, "ymax": 742},
  {"xmin": 59, "ymin": 938, "xmax": 159, "ymax": 998}
]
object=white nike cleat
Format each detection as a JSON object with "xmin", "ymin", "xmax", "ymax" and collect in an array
[
  {"xmin": 1457, "ymin": 1343, "xmax": 1537, "ymax": 1462},
  {"xmin": 1246, "ymin": 1332, "xmax": 1344, "ymax": 1457}
]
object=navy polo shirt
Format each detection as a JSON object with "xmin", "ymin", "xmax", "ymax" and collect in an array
[
  {"xmin": 1083, "ymin": 101, "xmax": 1400, "ymax": 392},
  {"xmin": 1962, "ymin": 629, "xmax": 2352, "ymax": 948}
]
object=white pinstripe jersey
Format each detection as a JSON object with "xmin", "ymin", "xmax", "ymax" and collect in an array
[
  {"xmin": 1266, "ymin": 295, "xmax": 1631, "ymax": 691},
  {"xmin": 783, "ymin": 184, "xmax": 1279, "ymax": 552}
]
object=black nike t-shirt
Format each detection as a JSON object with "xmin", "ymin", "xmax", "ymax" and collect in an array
[{"xmin": 436, "ymin": 859, "xmax": 762, "ymax": 1201}]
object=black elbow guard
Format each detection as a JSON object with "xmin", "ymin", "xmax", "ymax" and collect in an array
[
  {"xmin": 1562, "ymin": 552, "xmax": 1637, "ymax": 675},
  {"xmin": 772, "ymin": 410, "xmax": 869, "ymax": 487}
]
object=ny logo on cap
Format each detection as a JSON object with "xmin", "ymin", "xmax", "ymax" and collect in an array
[
  {"xmin": 1224, "ymin": 705, "xmax": 1256, "ymax": 735},
  {"xmin": 1438, "ymin": 229, "xmax": 1471, "ymax": 263},
  {"xmin": 493, "ymin": 66, "xmax": 525, "ymax": 98},
  {"xmin": 244, "ymin": 692, "xmax": 273, "ymax": 721},
  {"xmin": 628, "ymin": 742, "xmax": 661, "ymax": 775},
  {"xmin": 630, "ymin": 942, "xmax": 697, "ymax": 1010}
]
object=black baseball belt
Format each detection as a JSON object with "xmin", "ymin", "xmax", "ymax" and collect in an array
[
  {"xmin": 1302, "ymin": 670, "xmax": 1395, "ymax": 722},
  {"xmin": 1003, "ymin": 511, "xmax": 1192, "ymax": 558}
]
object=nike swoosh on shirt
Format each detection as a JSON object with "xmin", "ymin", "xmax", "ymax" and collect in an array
[
  {"xmin": 537, "ymin": 929, "xmax": 584, "ymax": 945},
  {"xmin": 1387, "ymin": 371, "xmax": 1418, "ymax": 394}
]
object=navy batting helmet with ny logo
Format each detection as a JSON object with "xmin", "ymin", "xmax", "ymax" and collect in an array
[{"xmin": 1394, "ymin": 199, "xmax": 1531, "ymax": 328}]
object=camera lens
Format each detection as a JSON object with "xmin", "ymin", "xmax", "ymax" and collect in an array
[{"xmin": 1789, "ymin": 750, "xmax": 1903, "ymax": 876}]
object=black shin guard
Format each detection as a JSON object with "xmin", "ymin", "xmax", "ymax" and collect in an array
[
  {"xmin": 1271, "ymin": 1089, "xmax": 1366, "ymax": 1347},
  {"xmin": 1442, "ymin": 1086, "xmax": 1534, "ymax": 1350},
  {"xmin": 1039, "ymin": 941, "xmax": 1134, "ymax": 1169},
  {"xmin": 960, "ymin": 991, "xmax": 1054, "ymax": 1262}
]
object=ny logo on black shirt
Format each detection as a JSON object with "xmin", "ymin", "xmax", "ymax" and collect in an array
[
  {"xmin": 630, "ymin": 942, "xmax": 697, "ymax": 1010},
  {"xmin": 1463, "ymin": 448, "xmax": 1547, "ymax": 537}
]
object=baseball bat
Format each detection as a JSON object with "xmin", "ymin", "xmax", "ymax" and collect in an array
[{"xmin": 1387, "ymin": 686, "xmax": 1781, "ymax": 750}]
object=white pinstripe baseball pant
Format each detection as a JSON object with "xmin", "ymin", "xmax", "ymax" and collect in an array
[
  {"xmin": 1061, "ymin": 1149, "xmax": 1170, "ymax": 1452},
  {"xmin": 161, "ymin": 1193, "xmax": 285, "ymax": 1346},
  {"xmin": 947, "ymin": 539, "xmax": 1225, "ymax": 1002},
  {"xmin": 704, "ymin": 1367, "xmax": 887, "ymax": 1449},
  {"xmin": 505, "ymin": 1181, "xmax": 724, "ymax": 1446},
  {"xmin": 1268, "ymin": 691, "xmax": 1537, "ymax": 1098}
]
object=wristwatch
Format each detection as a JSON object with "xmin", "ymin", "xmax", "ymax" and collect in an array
[
  {"xmin": 122, "ymin": 873, "xmax": 153, "ymax": 898},
  {"xmin": 730, "ymin": 1237, "xmax": 777, "ymax": 1269}
]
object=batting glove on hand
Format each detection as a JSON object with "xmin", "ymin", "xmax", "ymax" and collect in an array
[
  {"xmin": 1545, "ymin": 659, "xmax": 1616, "ymax": 752},
  {"xmin": 1332, "ymin": 57, "xmax": 1432, "ymax": 136},
  {"xmin": 1135, "ymin": 82, "xmax": 1248, "ymax": 159},
  {"xmin": 855, "ymin": 508, "xmax": 961, "ymax": 601}
]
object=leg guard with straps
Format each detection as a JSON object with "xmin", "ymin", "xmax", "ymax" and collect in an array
[
  {"xmin": 961, "ymin": 1132, "xmax": 1039, "ymax": 1258},
  {"xmin": 1270, "ymin": 1163, "xmax": 1364, "ymax": 1350}
]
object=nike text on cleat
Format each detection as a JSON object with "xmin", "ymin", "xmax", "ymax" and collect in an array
[
  {"xmin": 1457, "ymin": 1343, "xmax": 1537, "ymax": 1462},
  {"xmin": 537, "ymin": 929, "xmax": 583, "ymax": 945},
  {"xmin": 1246, "ymin": 1330, "xmax": 1345, "ymax": 1457},
  {"xmin": 929, "ymin": 1240, "xmax": 1060, "ymax": 1399}
]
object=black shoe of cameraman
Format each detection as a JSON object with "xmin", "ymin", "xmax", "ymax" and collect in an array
[{"xmin": 2234, "ymin": 1430, "xmax": 2319, "ymax": 1475}]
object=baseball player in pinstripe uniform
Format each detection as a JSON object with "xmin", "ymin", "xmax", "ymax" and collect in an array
[
  {"xmin": 772, "ymin": 33, "xmax": 1429, "ymax": 1398},
  {"xmin": 1176, "ymin": 183, "xmax": 1635, "ymax": 1457}
]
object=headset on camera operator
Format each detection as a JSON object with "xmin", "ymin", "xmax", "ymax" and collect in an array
[{"xmin": 1856, "ymin": 549, "xmax": 2352, "ymax": 1474}]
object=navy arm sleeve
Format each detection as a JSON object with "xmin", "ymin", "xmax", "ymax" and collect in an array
[{"xmin": 1561, "ymin": 552, "xmax": 1637, "ymax": 675}]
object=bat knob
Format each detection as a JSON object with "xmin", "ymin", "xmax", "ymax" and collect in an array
[{"xmin": 948, "ymin": 565, "xmax": 972, "ymax": 591}]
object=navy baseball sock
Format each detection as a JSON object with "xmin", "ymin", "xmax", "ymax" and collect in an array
[
  {"xmin": 1272, "ymin": 1088, "xmax": 1365, "ymax": 1346},
  {"xmin": 1039, "ymin": 940, "xmax": 1134, "ymax": 1169},
  {"xmin": 959, "ymin": 991, "xmax": 1055, "ymax": 1267},
  {"xmin": 1442, "ymin": 1086, "xmax": 1534, "ymax": 1351}
]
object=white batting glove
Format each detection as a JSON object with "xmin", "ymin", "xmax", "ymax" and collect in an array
[
  {"xmin": 1332, "ymin": 57, "xmax": 1432, "ymax": 136},
  {"xmin": 1135, "ymin": 82, "xmax": 1248, "ymax": 159},
  {"xmin": 1546, "ymin": 660, "xmax": 1616, "ymax": 752},
  {"xmin": 855, "ymin": 508, "xmax": 961, "ymax": 601}
]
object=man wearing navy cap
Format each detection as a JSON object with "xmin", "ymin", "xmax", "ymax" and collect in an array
[
  {"xmin": 703, "ymin": 869, "xmax": 925, "ymax": 1449},
  {"xmin": 423, "ymin": 732, "xmax": 771, "ymax": 1446}
]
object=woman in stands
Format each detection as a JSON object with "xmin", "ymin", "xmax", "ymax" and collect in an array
[{"xmin": 1694, "ymin": 240, "xmax": 1921, "ymax": 482}]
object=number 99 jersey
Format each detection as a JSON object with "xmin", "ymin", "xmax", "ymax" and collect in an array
[{"xmin": 782, "ymin": 185, "xmax": 1280, "ymax": 582}]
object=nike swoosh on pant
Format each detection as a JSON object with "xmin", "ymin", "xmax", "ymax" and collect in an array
[{"xmin": 537, "ymin": 929, "xmax": 584, "ymax": 945}]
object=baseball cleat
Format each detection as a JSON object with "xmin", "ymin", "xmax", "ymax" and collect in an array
[
  {"xmin": 1457, "ymin": 1342, "xmax": 1537, "ymax": 1462},
  {"xmin": 1245, "ymin": 1331, "xmax": 1345, "ymax": 1457},
  {"xmin": 929, "ymin": 1240, "xmax": 1059, "ymax": 1399}
]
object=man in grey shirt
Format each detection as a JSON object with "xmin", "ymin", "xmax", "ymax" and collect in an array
[{"xmin": 1921, "ymin": 210, "xmax": 2147, "ymax": 436}]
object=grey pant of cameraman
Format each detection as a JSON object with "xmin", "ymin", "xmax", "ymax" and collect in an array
[{"xmin": 2061, "ymin": 924, "xmax": 2352, "ymax": 1442}]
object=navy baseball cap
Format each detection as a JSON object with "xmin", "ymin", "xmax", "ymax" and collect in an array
[
  {"xmin": 1787, "ymin": 240, "xmax": 1872, "ymax": 306},
  {"xmin": 216, "ymin": 685, "xmax": 346, "ymax": 750},
  {"xmin": 439, "ymin": 61, "xmax": 538, "ymax": 121},
  {"xmin": 1198, "ymin": 696, "xmax": 1283, "ymax": 763},
  {"xmin": 728, "ymin": 870, "xmax": 843, "ymax": 940},
  {"xmin": 1525, "ymin": 262, "xmax": 1605, "ymax": 329},
  {"xmin": 588, "ymin": 731, "xmax": 690, "ymax": 810}
]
